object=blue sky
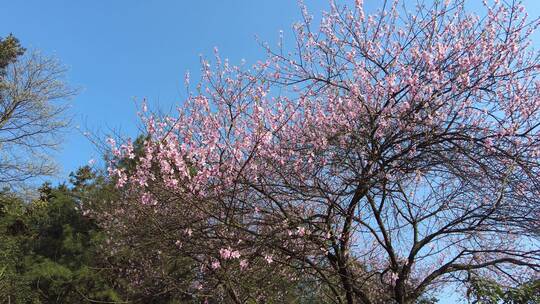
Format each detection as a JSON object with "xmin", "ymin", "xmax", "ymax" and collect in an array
[
  {"xmin": 1, "ymin": 1, "xmax": 539, "ymax": 301},
  {"xmin": 0, "ymin": 0, "xmax": 328, "ymax": 179},
  {"xmin": 1, "ymin": 0, "xmax": 539, "ymax": 181}
]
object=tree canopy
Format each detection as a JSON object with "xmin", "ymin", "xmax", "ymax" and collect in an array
[
  {"xmin": 0, "ymin": 34, "xmax": 74, "ymax": 188},
  {"xmin": 106, "ymin": 1, "xmax": 540, "ymax": 303}
]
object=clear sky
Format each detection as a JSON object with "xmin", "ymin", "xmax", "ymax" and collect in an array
[
  {"xmin": 1, "ymin": 0, "xmax": 538, "ymax": 180},
  {"xmin": 0, "ymin": 0, "xmax": 329, "ymax": 180},
  {"xmin": 1, "ymin": 1, "xmax": 539, "ymax": 302}
]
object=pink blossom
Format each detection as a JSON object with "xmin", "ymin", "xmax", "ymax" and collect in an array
[
  {"xmin": 219, "ymin": 247, "xmax": 240, "ymax": 260},
  {"xmin": 211, "ymin": 260, "xmax": 221, "ymax": 270},
  {"xmin": 240, "ymin": 259, "xmax": 249, "ymax": 270},
  {"xmin": 264, "ymin": 254, "xmax": 273, "ymax": 264}
]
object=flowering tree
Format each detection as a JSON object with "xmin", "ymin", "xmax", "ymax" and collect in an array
[{"xmin": 107, "ymin": 1, "xmax": 540, "ymax": 303}]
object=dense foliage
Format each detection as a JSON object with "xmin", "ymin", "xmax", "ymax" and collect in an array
[
  {"xmin": 467, "ymin": 278, "xmax": 540, "ymax": 304},
  {"xmin": 0, "ymin": 168, "xmax": 121, "ymax": 303},
  {"xmin": 0, "ymin": 34, "xmax": 24, "ymax": 72},
  {"xmin": 0, "ymin": 167, "xmax": 337, "ymax": 303}
]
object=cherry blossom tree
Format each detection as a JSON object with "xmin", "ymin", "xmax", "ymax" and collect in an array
[{"xmin": 106, "ymin": 1, "xmax": 540, "ymax": 303}]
